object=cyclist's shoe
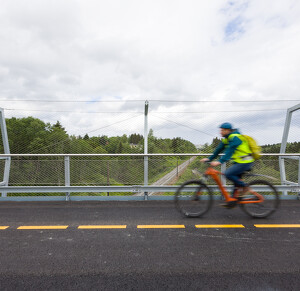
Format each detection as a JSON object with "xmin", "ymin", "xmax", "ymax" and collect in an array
[{"xmin": 221, "ymin": 201, "xmax": 237, "ymax": 209}]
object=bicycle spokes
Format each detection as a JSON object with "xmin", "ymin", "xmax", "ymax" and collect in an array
[
  {"xmin": 240, "ymin": 180, "xmax": 279, "ymax": 218},
  {"xmin": 240, "ymin": 189, "xmax": 264, "ymax": 204},
  {"xmin": 174, "ymin": 180, "xmax": 213, "ymax": 218}
]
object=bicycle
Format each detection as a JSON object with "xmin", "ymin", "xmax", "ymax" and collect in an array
[{"xmin": 174, "ymin": 163, "xmax": 280, "ymax": 218}]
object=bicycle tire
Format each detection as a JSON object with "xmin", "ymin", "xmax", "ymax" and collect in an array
[
  {"xmin": 174, "ymin": 180, "xmax": 213, "ymax": 218},
  {"xmin": 240, "ymin": 179, "xmax": 280, "ymax": 218}
]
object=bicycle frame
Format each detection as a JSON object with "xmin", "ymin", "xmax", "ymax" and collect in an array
[{"xmin": 205, "ymin": 167, "xmax": 264, "ymax": 204}]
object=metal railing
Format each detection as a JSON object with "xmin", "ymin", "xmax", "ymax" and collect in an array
[{"xmin": 0, "ymin": 153, "xmax": 299, "ymax": 201}]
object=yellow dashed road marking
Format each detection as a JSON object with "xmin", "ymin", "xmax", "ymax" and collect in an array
[
  {"xmin": 17, "ymin": 226, "xmax": 69, "ymax": 230},
  {"xmin": 195, "ymin": 224, "xmax": 245, "ymax": 228},
  {"xmin": 78, "ymin": 225, "xmax": 127, "ymax": 229},
  {"xmin": 137, "ymin": 225, "xmax": 185, "ymax": 229},
  {"xmin": 254, "ymin": 224, "xmax": 300, "ymax": 228},
  {"xmin": 0, "ymin": 224, "xmax": 297, "ymax": 230}
]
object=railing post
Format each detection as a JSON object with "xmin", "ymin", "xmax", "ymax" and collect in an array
[
  {"xmin": 298, "ymin": 157, "xmax": 300, "ymax": 185},
  {"xmin": 280, "ymin": 103, "xmax": 300, "ymax": 195},
  {"xmin": 0, "ymin": 108, "xmax": 11, "ymax": 197},
  {"xmin": 65, "ymin": 156, "xmax": 70, "ymax": 201},
  {"xmin": 298, "ymin": 157, "xmax": 300, "ymax": 199},
  {"xmin": 107, "ymin": 160, "xmax": 110, "ymax": 196},
  {"xmin": 144, "ymin": 100, "xmax": 149, "ymax": 200}
]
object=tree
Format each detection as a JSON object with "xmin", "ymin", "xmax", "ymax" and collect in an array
[
  {"xmin": 148, "ymin": 129, "xmax": 154, "ymax": 138},
  {"xmin": 99, "ymin": 135, "xmax": 109, "ymax": 146},
  {"xmin": 120, "ymin": 134, "xmax": 128, "ymax": 143},
  {"xmin": 46, "ymin": 121, "xmax": 69, "ymax": 153},
  {"xmin": 129, "ymin": 133, "xmax": 143, "ymax": 144},
  {"xmin": 52, "ymin": 121, "xmax": 66, "ymax": 133},
  {"xmin": 5, "ymin": 117, "xmax": 48, "ymax": 153},
  {"xmin": 116, "ymin": 141, "xmax": 123, "ymax": 153}
]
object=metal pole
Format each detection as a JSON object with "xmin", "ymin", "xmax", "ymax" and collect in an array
[
  {"xmin": 221, "ymin": 163, "xmax": 226, "ymax": 185},
  {"xmin": 279, "ymin": 103, "xmax": 300, "ymax": 195},
  {"xmin": 279, "ymin": 107, "xmax": 291, "ymax": 192},
  {"xmin": 0, "ymin": 108, "xmax": 11, "ymax": 197},
  {"xmin": 144, "ymin": 100, "xmax": 149, "ymax": 200},
  {"xmin": 298, "ymin": 158, "xmax": 300, "ymax": 200},
  {"xmin": 65, "ymin": 156, "xmax": 70, "ymax": 201},
  {"xmin": 298, "ymin": 157, "xmax": 300, "ymax": 184},
  {"xmin": 107, "ymin": 160, "xmax": 110, "ymax": 196}
]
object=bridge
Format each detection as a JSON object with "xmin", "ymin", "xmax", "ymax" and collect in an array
[
  {"xmin": 0, "ymin": 105, "xmax": 299, "ymax": 289},
  {"xmin": 0, "ymin": 104, "xmax": 299, "ymax": 200}
]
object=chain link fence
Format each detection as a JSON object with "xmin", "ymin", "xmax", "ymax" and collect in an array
[
  {"xmin": 0, "ymin": 100, "xmax": 299, "ymax": 198},
  {"xmin": 0, "ymin": 154, "xmax": 298, "ymax": 198}
]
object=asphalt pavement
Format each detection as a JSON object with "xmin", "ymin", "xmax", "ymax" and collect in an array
[{"xmin": 0, "ymin": 200, "xmax": 300, "ymax": 290}]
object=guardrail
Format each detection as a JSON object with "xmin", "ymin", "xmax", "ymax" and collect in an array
[{"xmin": 0, "ymin": 153, "xmax": 299, "ymax": 201}]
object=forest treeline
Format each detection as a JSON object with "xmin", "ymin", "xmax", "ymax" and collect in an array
[
  {"xmin": 0, "ymin": 116, "xmax": 197, "ymax": 154},
  {"xmin": 1, "ymin": 116, "xmax": 299, "ymax": 154},
  {"xmin": 0, "ymin": 117, "xmax": 197, "ymax": 187}
]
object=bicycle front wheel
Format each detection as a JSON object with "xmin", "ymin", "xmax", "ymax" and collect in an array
[
  {"xmin": 240, "ymin": 180, "xmax": 280, "ymax": 218},
  {"xmin": 174, "ymin": 180, "xmax": 213, "ymax": 218}
]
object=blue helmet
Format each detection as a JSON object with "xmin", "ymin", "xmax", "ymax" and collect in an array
[{"xmin": 219, "ymin": 122, "xmax": 233, "ymax": 129}]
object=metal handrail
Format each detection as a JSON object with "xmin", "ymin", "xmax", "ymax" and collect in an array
[{"xmin": 0, "ymin": 153, "xmax": 299, "ymax": 157}]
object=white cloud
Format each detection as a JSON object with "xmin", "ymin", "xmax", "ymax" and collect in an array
[{"xmin": 0, "ymin": 0, "xmax": 300, "ymax": 146}]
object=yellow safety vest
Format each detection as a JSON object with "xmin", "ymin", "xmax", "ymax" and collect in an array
[{"xmin": 222, "ymin": 133, "xmax": 255, "ymax": 164}]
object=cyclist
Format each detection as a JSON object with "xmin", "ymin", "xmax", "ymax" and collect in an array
[{"xmin": 200, "ymin": 122, "xmax": 254, "ymax": 207}]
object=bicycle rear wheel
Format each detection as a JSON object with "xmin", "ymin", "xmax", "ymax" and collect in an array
[
  {"xmin": 174, "ymin": 180, "xmax": 213, "ymax": 218},
  {"xmin": 240, "ymin": 180, "xmax": 280, "ymax": 218}
]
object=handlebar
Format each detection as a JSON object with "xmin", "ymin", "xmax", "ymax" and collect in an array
[{"xmin": 201, "ymin": 160, "xmax": 221, "ymax": 167}]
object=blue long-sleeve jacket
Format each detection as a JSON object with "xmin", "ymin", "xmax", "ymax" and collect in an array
[{"xmin": 208, "ymin": 130, "xmax": 242, "ymax": 164}]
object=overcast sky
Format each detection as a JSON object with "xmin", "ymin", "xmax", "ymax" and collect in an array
[{"xmin": 0, "ymin": 0, "xmax": 300, "ymax": 146}]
